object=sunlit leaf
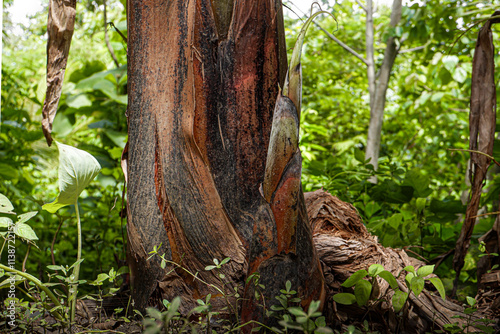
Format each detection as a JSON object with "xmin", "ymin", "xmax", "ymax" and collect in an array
[
  {"xmin": 0, "ymin": 193, "xmax": 14, "ymax": 214},
  {"xmin": 43, "ymin": 142, "xmax": 101, "ymax": 213}
]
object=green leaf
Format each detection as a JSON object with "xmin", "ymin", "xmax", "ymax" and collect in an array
[
  {"xmin": 288, "ymin": 307, "xmax": 307, "ymax": 317},
  {"xmin": 378, "ymin": 270, "xmax": 398, "ymax": 290},
  {"xmin": 308, "ymin": 300, "xmax": 321, "ymax": 316},
  {"xmin": 417, "ymin": 265, "xmax": 435, "ymax": 277},
  {"xmin": 410, "ymin": 277, "xmax": 424, "ymax": 297},
  {"xmin": 66, "ymin": 94, "xmax": 92, "ymax": 109},
  {"xmin": 42, "ymin": 142, "xmax": 102, "ymax": 213},
  {"xmin": 368, "ymin": 264, "xmax": 384, "ymax": 277},
  {"xmin": 332, "ymin": 293, "xmax": 356, "ymax": 305},
  {"xmin": 47, "ymin": 265, "xmax": 65, "ymax": 271},
  {"xmin": 15, "ymin": 223, "xmax": 38, "ymax": 240},
  {"xmin": 453, "ymin": 67, "xmax": 467, "ymax": 83},
  {"xmin": 428, "ymin": 277, "xmax": 446, "ymax": 301},
  {"xmin": 392, "ymin": 290, "xmax": 408, "ymax": 312},
  {"xmin": 466, "ymin": 296, "xmax": 476, "ymax": 307},
  {"xmin": 0, "ymin": 163, "xmax": 19, "ymax": 180},
  {"xmin": 0, "ymin": 217, "xmax": 12, "ymax": 228},
  {"xmin": 0, "ymin": 193, "xmax": 14, "ymax": 213},
  {"xmin": 341, "ymin": 269, "xmax": 368, "ymax": 288},
  {"xmin": 442, "ymin": 55, "xmax": 459, "ymax": 73},
  {"xmin": 354, "ymin": 280, "xmax": 372, "ymax": 306},
  {"xmin": 17, "ymin": 212, "xmax": 38, "ymax": 225},
  {"xmin": 404, "ymin": 266, "xmax": 415, "ymax": 274},
  {"xmin": 103, "ymin": 129, "xmax": 127, "ymax": 149},
  {"xmin": 94, "ymin": 273, "xmax": 109, "ymax": 283},
  {"xmin": 416, "ymin": 198, "xmax": 426, "ymax": 213}
]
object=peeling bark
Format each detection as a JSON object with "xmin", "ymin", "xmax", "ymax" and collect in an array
[
  {"xmin": 42, "ymin": 0, "xmax": 77, "ymax": 146},
  {"xmin": 452, "ymin": 12, "xmax": 499, "ymax": 295}
]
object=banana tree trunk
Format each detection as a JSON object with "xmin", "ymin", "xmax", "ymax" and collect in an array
[{"xmin": 126, "ymin": 0, "xmax": 324, "ymax": 324}]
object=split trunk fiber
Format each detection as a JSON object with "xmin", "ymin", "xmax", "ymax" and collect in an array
[{"xmin": 126, "ymin": 0, "xmax": 325, "ymax": 328}]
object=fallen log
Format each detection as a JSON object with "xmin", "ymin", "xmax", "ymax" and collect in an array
[{"xmin": 306, "ymin": 189, "xmax": 497, "ymax": 333}]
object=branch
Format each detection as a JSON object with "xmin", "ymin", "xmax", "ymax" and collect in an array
[
  {"xmin": 103, "ymin": 0, "xmax": 120, "ymax": 67},
  {"xmin": 447, "ymin": 148, "xmax": 500, "ymax": 167},
  {"xmin": 399, "ymin": 45, "xmax": 426, "ymax": 53},
  {"xmin": 355, "ymin": 0, "xmax": 367, "ymax": 12},
  {"xmin": 313, "ymin": 22, "xmax": 368, "ymax": 66}
]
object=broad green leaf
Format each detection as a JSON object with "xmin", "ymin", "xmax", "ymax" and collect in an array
[
  {"xmin": 368, "ymin": 264, "xmax": 384, "ymax": 277},
  {"xmin": 410, "ymin": 277, "xmax": 424, "ymax": 297},
  {"xmin": 453, "ymin": 67, "xmax": 467, "ymax": 83},
  {"xmin": 15, "ymin": 223, "xmax": 38, "ymax": 240},
  {"xmin": 0, "ymin": 163, "xmax": 19, "ymax": 179},
  {"xmin": 0, "ymin": 193, "xmax": 14, "ymax": 213},
  {"xmin": 332, "ymin": 293, "xmax": 356, "ymax": 305},
  {"xmin": 428, "ymin": 277, "xmax": 446, "ymax": 301},
  {"xmin": 66, "ymin": 94, "xmax": 92, "ymax": 109},
  {"xmin": 431, "ymin": 92, "xmax": 445, "ymax": 102},
  {"xmin": 405, "ymin": 272, "xmax": 415, "ymax": 288},
  {"xmin": 387, "ymin": 213, "xmax": 403, "ymax": 230},
  {"xmin": 0, "ymin": 217, "xmax": 12, "ymax": 228},
  {"xmin": 378, "ymin": 270, "xmax": 398, "ymax": 290},
  {"xmin": 103, "ymin": 129, "xmax": 127, "ymax": 149},
  {"xmin": 354, "ymin": 280, "xmax": 372, "ymax": 306},
  {"xmin": 341, "ymin": 269, "xmax": 368, "ymax": 288},
  {"xmin": 392, "ymin": 290, "xmax": 408, "ymax": 312},
  {"xmin": 466, "ymin": 296, "xmax": 476, "ymax": 307},
  {"xmin": 404, "ymin": 266, "xmax": 415, "ymax": 274},
  {"xmin": 43, "ymin": 142, "xmax": 101, "ymax": 213},
  {"xmin": 442, "ymin": 55, "xmax": 459, "ymax": 73},
  {"xmin": 417, "ymin": 265, "xmax": 435, "ymax": 277},
  {"xmin": 17, "ymin": 212, "xmax": 38, "ymax": 225}
]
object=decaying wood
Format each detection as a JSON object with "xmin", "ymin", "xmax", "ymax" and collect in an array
[
  {"xmin": 42, "ymin": 0, "xmax": 77, "ymax": 146},
  {"xmin": 453, "ymin": 11, "xmax": 499, "ymax": 295},
  {"xmin": 306, "ymin": 189, "xmax": 493, "ymax": 333}
]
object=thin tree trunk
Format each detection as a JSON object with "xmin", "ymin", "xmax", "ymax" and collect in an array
[
  {"xmin": 365, "ymin": 0, "xmax": 402, "ymax": 173},
  {"xmin": 365, "ymin": 0, "xmax": 376, "ymax": 112},
  {"xmin": 103, "ymin": 0, "xmax": 119, "ymax": 68}
]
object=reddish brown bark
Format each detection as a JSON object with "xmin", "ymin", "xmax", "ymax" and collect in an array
[{"xmin": 126, "ymin": 0, "xmax": 323, "ymax": 323}]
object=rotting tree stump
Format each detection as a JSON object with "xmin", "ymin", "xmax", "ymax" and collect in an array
[{"xmin": 306, "ymin": 189, "xmax": 497, "ymax": 333}]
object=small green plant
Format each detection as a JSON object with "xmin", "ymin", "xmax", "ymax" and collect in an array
[
  {"xmin": 0, "ymin": 143, "xmax": 101, "ymax": 328},
  {"xmin": 333, "ymin": 264, "xmax": 445, "ymax": 313},
  {"xmin": 0, "ymin": 193, "xmax": 66, "ymax": 324},
  {"xmin": 441, "ymin": 296, "xmax": 495, "ymax": 334},
  {"xmin": 42, "ymin": 142, "xmax": 101, "ymax": 322},
  {"xmin": 264, "ymin": 281, "xmax": 332, "ymax": 334}
]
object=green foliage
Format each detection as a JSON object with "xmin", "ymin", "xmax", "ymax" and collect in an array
[
  {"xmin": 42, "ymin": 142, "xmax": 102, "ymax": 213},
  {"xmin": 333, "ymin": 264, "xmax": 445, "ymax": 313}
]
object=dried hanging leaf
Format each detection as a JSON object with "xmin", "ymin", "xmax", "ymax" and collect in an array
[
  {"xmin": 41, "ymin": 0, "xmax": 77, "ymax": 146},
  {"xmin": 452, "ymin": 11, "xmax": 499, "ymax": 295}
]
